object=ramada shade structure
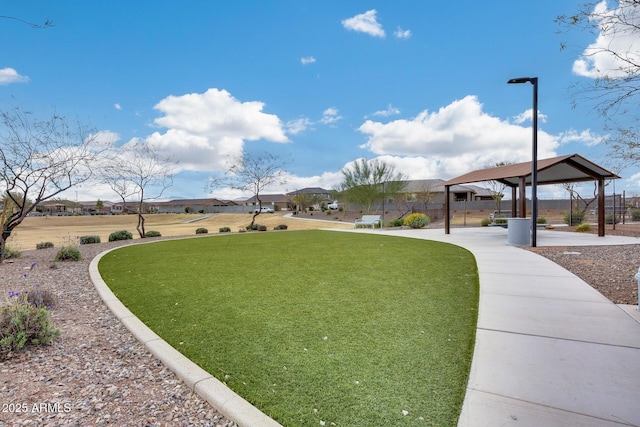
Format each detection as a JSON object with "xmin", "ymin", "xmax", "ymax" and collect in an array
[{"xmin": 441, "ymin": 154, "xmax": 620, "ymax": 237}]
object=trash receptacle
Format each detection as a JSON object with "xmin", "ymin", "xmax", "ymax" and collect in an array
[{"xmin": 507, "ymin": 218, "xmax": 531, "ymax": 246}]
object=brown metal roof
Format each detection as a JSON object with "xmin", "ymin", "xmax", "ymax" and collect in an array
[{"xmin": 441, "ymin": 154, "xmax": 619, "ymax": 187}]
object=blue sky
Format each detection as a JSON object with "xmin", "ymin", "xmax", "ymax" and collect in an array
[{"xmin": 1, "ymin": 1, "xmax": 637, "ymax": 201}]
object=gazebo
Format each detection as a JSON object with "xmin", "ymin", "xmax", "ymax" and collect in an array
[{"xmin": 441, "ymin": 154, "xmax": 620, "ymax": 237}]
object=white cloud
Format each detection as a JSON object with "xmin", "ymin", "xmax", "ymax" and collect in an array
[
  {"xmin": 558, "ymin": 129, "xmax": 606, "ymax": 147},
  {"xmin": 342, "ymin": 10, "xmax": 385, "ymax": 38},
  {"xmin": 357, "ymin": 95, "xmax": 560, "ymax": 179},
  {"xmin": 286, "ymin": 117, "xmax": 313, "ymax": 135},
  {"xmin": 114, "ymin": 103, "xmax": 122, "ymax": 110},
  {"xmin": 320, "ymin": 107, "xmax": 343, "ymax": 125},
  {"xmin": 573, "ymin": 0, "xmax": 640, "ymax": 79},
  {"xmin": 0, "ymin": 67, "xmax": 29, "ymax": 85},
  {"xmin": 143, "ymin": 88, "xmax": 289, "ymax": 172},
  {"xmin": 512, "ymin": 108, "xmax": 548, "ymax": 125},
  {"xmin": 394, "ymin": 27, "xmax": 411, "ymax": 39},
  {"xmin": 301, "ymin": 56, "xmax": 316, "ymax": 65},
  {"xmin": 371, "ymin": 104, "xmax": 401, "ymax": 117}
]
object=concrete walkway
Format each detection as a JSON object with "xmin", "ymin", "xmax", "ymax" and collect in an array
[{"xmin": 361, "ymin": 227, "xmax": 640, "ymax": 427}]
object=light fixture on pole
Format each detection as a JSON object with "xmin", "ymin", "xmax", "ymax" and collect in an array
[{"xmin": 508, "ymin": 77, "xmax": 538, "ymax": 247}]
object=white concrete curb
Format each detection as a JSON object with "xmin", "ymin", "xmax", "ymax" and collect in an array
[{"xmin": 88, "ymin": 244, "xmax": 283, "ymax": 427}]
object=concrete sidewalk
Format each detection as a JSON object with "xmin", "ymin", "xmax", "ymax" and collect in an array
[{"xmin": 366, "ymin": 227, "xmax": 640, "ymax": 427}]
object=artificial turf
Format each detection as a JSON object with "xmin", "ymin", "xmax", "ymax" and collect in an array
[{"xmin": 98, "ymin": 230, "xmax": 478, "ymax": 426}]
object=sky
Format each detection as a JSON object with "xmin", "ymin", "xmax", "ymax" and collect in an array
[{"xmin": 1, "ymin": 1, "xmax": 639, "ymax": 202}]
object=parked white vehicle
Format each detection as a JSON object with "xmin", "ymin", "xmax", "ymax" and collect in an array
[
  {"xmin": 327, "ymin": 200, "xmax": 338, "ymax": 210},
  {"xmin": 254, "ymin": 206, "xmax": 274, "ymax": 213}
]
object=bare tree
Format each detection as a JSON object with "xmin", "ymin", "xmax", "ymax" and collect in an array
[
  {"xmin": 484, "ymin": 161, "xmax": 513, "ymax": 212},
  {"xmin": 0, "ymin": 106, "xmax": 99, "ymax": 261},
  {"xmin": 339, "ymin": 158, "xmax": 406, "ymax": 214},
  {"xmin": 214, "ymin": 152, "xmax": 287, "ymax": 228},
  {"xmin": 556, "ymin": 1, "xmax": 640, "ymax": 164},
  {"xmin": 102, "ymin": 141, "xmax": 175, "ymax": 238}
]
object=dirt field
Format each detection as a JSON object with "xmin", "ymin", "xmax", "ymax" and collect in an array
[{"xmin": 6, "ymin": 213, "xmax": 354, "ymax": 251}]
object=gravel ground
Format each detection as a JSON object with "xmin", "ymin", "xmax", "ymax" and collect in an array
[
  {"xmin": 527, "ymin": 225, "xmax": 640, "ymax": 305},
  {"xmin": 0, "ymin": 239, "xmax": 236, "ymax": 427},
  {"xmin": 0, "ymin": 227, "xmax": 638, "ymax": 426}
]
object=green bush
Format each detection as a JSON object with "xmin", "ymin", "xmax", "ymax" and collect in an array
[
  {"xmin": 246, "ymin": 224, "xmax": 260, "ymax": 231},
  {"xmin": 36, "ymin": 241, "xmax": 55, "ymax": 250},
  {"xmin": 480, "ymin": 218, "xmax": 491, "ymax": 227},
  {"xmin": 54, "ymin": 245, "xmax": 82, "ymax": 262},
  {"xmin": 1, "ymin": 291, "xmax": 61, "ymax": 359},
  {"xmin": 219, "ymin": 227, "xmax": 231, "ymax": 233},
  {"xmin": 145, "ymin": 230, "xmax": 162, "ymax": 237},
  {"xmin": 403, "ymin": 213, "xmax": 430, "ymax": 229},
  {"xmin": 274, "ymin": 224, "xmax": 288, "ymax": 230},
  {"xmin": 575, "ymin": 222, "xmax": 592, "ymax": 233},
  {"xmin": 605, "ymin": 213, "xmax": 620, "ymax": 224},
  {"xmin": 389, "ymin": 218, "xmax": 404, "ymax": 227},
  {"xmin": 109, "ymin": 230, "xmax": 133, "ymax": 242},
  {"xmin": 257, "ymin": 225, "xmax": 268, "ymax": 231},
  {"xmin": 493, "ymin": 214, "xmax": 508, "ymax": 225},
  {"xmin": 536, "ymin": 216, "xmax": 547, "ymax": 224},
  {"xmin": 79, "ymin": 235, "xmax": 101, "ymax": 245},
  {"xmin": 632, "ymin": 209, "xmax": 640, "ymax": 221},
  {"xmin": 3, "ymin": 246, "xmax": 21, "ymax": 259},
  {"xmin": 195, "ymin": 227, "xmax": 208, "ymax": 234},
  {"xmin": 564, "ymin": 211, "xmax": 585, "ymax": 226}
]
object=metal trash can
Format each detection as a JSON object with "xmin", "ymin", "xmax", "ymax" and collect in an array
[{"xmin": 507, "ymin": 218, "xmax": 531, "ymax": 246}]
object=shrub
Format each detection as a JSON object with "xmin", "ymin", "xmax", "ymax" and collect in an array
[
  {"xmin": 219, "ymin": 227, "xmax": 231, "ymax": 233},
  {"xmin": 575, "ymin": 222, "xmax": 592, "ymax": 233},
  {"xmin": 257, "ymin": 225, "xmax": 267, "ymax": 231},
  {"xmin": 1, "ymin": 291, "xmax": 61, "ymax": 359},
  {"xmin": 536, "ymin": 216, "xmax": 547, "ymax": 224},
  {"xmin": 404, "ymin": 213, "xmax": 430, "ymax": 229},
  {"xmin": 195, "ymin": 227, "xmax": 208, "ymax": 234},
  {"xmin": 494, "ymin": 214, "xmax": 508, "ymax": 225},
  {"xmin": 36, "ymin": 241, "xmax": 55, "ymax": 250},
  {"xmin": 480, "ymin": 218, "xmax": 491, "ymax": 227},
  {"xmin": 389, "ymin": 218, "xmax": 404, "ymax": 227},
  {"xmin": 145, "ymin": 230, "xmax": 162, "ymax": 237},
  {"xmin": 632, "ymin": 209, "xmax": 640, "ymax": 221},
  {"xmin": 79, "ymin": 235, "xmax": 101, "ymax": 245},
  {"xmin": 274, "ymin": 224, "xmax": 288, "ymax": 230},
  {"xmin": 54, "ymin": 245, "xmax": 82, "ymax": 262},
  {"xmin": 605, "ymin": 213, "xmax": 620, "ymax": 224},
  {"xmin": 246, "ymin": 224, "xmax": 260, "ymax": 231},
  {"xmin": 564, "ymin": 211, "xmax": 585, "ymax": 226},
  {"xmin": 3, "ymin": 246, "xmax": 21, "ymax": 259},
  {"xmin": 198, "ymin": 209, "xmax": 205, "ymax": 214},
  {"xmin": 109, "ymin": 230, "xmax": 133, "ymax": 242}
]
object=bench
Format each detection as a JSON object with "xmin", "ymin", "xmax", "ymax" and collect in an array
[{"xmin": 355, "ymin": 215, "xmax": 381, "ymax": 229}]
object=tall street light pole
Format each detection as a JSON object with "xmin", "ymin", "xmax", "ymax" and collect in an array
[{"xmin": 508, "ymin": 77, "xmax": 538, "ymax": 247}]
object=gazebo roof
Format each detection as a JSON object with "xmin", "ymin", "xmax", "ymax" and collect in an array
[{"xmin": 442, "ymin": 154, "xmax": 619, "ymax": 187}]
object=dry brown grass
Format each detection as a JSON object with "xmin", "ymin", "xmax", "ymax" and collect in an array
[{"xmin": 6, "ymin": 213, "xmax": 353, "ymax": 251}]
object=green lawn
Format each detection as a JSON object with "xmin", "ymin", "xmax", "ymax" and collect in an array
[{"xmin": 99, "ymin": 230, "xmax": 478, "ymax": 426}]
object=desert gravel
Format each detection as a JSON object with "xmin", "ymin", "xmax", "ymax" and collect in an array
[
  {"xmin": 0, "ymin": 239, "xmax": 236, "ymax": 427},
  {"xmin": 0, "ymin": 228, "xmax": 638, "ymax": 426}
]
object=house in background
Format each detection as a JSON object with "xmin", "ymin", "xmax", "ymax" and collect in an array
[
  {"xmin": 154, "ymin": 198, "xmax": 237, "ymax": 214},
  {"xmin": 78, "ymin": 200, "xmax": 114, "ymax": 215},
  {"xmin": 243, "ymin": 194, "xmax": 289, "ymax": 211}
]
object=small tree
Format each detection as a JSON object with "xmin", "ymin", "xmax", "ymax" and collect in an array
[
  {"xmin": 101, "ymin": 141, "xmax": 174, "ymax": 238},
  {"xmin": 0, "ymin": 106, "xmax": 99, "ymax": 261},
  {"xmin": 215, "ymin": 152, "xmax": 286, "ymax": 228},
  {"xmin": 339, "ymin": 158, "xmax": 406, "ymax": 214},
  {"xmin": 485, "ymin": 161, "xmax": 513, "ymax": 212}
]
